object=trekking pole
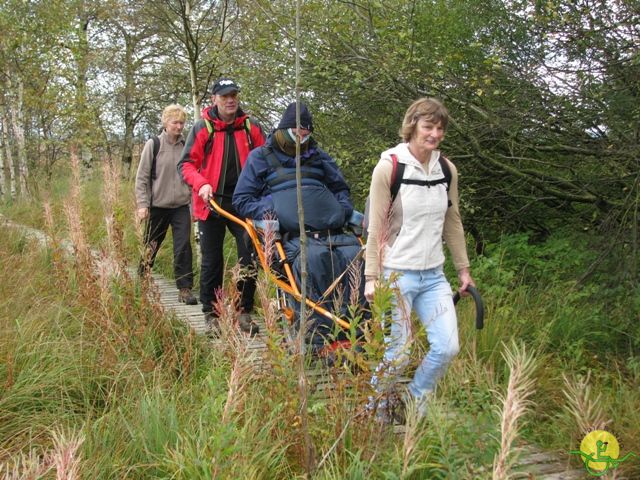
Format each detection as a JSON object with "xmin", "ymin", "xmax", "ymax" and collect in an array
[{"xmin": 453, "ymin": 285, "xmax": 484, "ymax": 330}]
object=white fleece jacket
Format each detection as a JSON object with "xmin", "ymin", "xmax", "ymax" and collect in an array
[{"xmin": 364, "ymin": 142, "xmax": 469, "ymax": 279}]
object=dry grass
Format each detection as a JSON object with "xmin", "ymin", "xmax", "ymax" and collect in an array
[
  {"xmin": 64, "ymin": 147, "xmax": 92, "ymax": 271},
  {"xmin": 0, "ymin": 429, "xmax": 84, "ymax": 480},
  {"xmin": 561, "ymin": 371, "xmax": 608, "ymax": 435},
  {"xmin": 493, "ymin": 341, "xmax": 538, "ymax": 480},
  {"xmin": 401, "ymin": 396, "xmax": 421, "ymax": 477},
  {"xmin": 101, "ymin": 157, "xmax": 125, "ymax": 272},
  {"xmin": 348, "ymin": 257, "xmax": 363, "ymax": 308},
  {"xmin": 209, "ymin": 265, "xmax": 260, "ymax": 424},
  {"xmin": 220, "ymin": 330, "xmax": 254, "ymax": 424}
]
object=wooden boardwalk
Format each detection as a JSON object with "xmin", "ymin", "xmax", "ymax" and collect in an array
[{"xmin": 2, "ymin": 214, "xmax": 588, "ymax": 479}]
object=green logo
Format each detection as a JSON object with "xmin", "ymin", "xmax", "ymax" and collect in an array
[{"xmin": 569, "ymin": 430, "xmax": 638, "ymax": 476}]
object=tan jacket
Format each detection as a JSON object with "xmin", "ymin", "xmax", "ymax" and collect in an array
[
  {"xmin": 364, "ymin": 143, "xmax": 470, "ymax": 279},
  {"xmin": 135, "ymin": 131, "xmax": 191, "ymax": 209}
]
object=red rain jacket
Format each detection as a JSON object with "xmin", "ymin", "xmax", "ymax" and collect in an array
[{"xmin": 178, "ymin": 106, "xmax": 265, "ymax": 220}]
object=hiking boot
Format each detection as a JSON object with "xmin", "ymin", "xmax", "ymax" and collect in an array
[
  {"xmin": 388, "ymin": 392, "xmax": 407, "ymax": 425},
  {"xmin": 204, "ymin": 311, "xmax": 220, "ymax": 337},
  {"xmin": 366, "ymin": 397, "xmax": 393, "ymax": 425},
  {"xmin": 238, "ymin": 313, "xmax": 259, "ymax": 337},
  {"xmin": 178, "ymin": 288, "xmax": 197, "ymax": 305}
]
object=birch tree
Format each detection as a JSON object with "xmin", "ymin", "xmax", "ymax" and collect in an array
[
  {"xmin": 0, "ymin": 131, "xmax": 5, "ymax": 201},
  {"xmin": 0, "ymin": 101, "xmax": 16, "ymax": 200},
  {"xmin": 100, "ymin": 1, "xmax": 164, "ymax": 176},
  {"xmin": 149, "ymin": 0, "xmax": 240, "ymax": 120},
  {"xmin": 6, "ymin": 76, "xmax": 28, "ymax": 196}
]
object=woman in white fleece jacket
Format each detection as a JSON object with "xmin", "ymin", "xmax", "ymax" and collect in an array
[{"xmin": 364, "ymin": 97, "xmax": 475, "ymax": 420}]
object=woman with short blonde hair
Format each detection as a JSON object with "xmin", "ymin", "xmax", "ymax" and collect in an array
[
  {"xmin": 162, "ymin": 104, "xmax": 187, "ymax": 126},
  {"xmin": 399, "ymin": 97, "xmax": 449, "ymax": 142},
  {"xmin": 135, "ymin": 104, "xmax": 196, "ymax": 305}
]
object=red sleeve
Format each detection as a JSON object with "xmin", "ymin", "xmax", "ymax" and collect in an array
[{"xmin": 178, "ymin": 120, "xmax": 209, "ymax": 193}]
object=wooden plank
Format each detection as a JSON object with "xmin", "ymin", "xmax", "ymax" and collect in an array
[
  {"xmin": 522, "ymin": 462, "xmax": 582, "ymax": 475},
  {"xmin": 538, "ymin": 469, "xmax": 589, "ymax": 479},
  {"xmin": 515, "ymin": 451, "xmax": 563, "ymax": 466}
]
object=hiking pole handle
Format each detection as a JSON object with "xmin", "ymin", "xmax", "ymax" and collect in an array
[{"xmin": 453, "ymin": 285, "xmax": 484, "ymax": 330}]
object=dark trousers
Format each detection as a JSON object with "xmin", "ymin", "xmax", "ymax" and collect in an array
[
  {"xmin": 139, "ymin": 205, "xmax": 194, "ymax": 289},
  {"xmin": 198, "ymin": 198, "xmax": 256, "ymax": 314},
  {"xmin": 284, "ymin": 233, "xmax": 369, "ymax": 347}
]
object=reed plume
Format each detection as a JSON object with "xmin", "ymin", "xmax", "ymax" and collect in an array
[
  {"xmin": 0, "ymin": 429, "xmax": 84, "ymax": 480},
  {"xmin": 562, "ymin": 371, "xmax": 608, "ymax": 435},
  {"xmin": 402, "ymin": 395, "xmax": 423, "ymax": 477},
  {"xmin": 493, "ymin": 341, "xmax": 538, "ymax": 480},
  {"xmin": 221, "ymin": 348, "xmax": 253, "ymax": 423},
  {"xmin": 50, "ymin": 429, "xmax": 84, "ymax": 480},
  {"xmin": 348, "ymin": 257, "xmax": 363, "ymax": 309},
  {"xmin": 100, "ymin": 157, "xmax": 125, "ymax": 277}
]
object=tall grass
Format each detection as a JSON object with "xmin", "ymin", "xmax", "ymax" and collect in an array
[
  {"xmin": 1, "ymin": 162, "xmax": 639, "ymax": 478},
  {"xmin": 492, "ymin": 342, "xmax": 538, "ymax": 480}
]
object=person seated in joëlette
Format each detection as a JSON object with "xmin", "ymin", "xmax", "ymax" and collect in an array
[{"xmin": 233, "ymin": 101, "xmax": 368, "ymax": 354}]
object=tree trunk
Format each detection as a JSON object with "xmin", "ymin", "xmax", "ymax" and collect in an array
[
  {"xmin": 293, "ymin": 1, "xmax": 315, "ymax": 476},
  {"xmin": 0, "ymin": 129, "xmax": 5, "ymax": 200},
  {"xmin": 121, "ymin": 34, "xmax": 136, "ymax": 178},
  {"xmin": 8, "ymin": 77, "xmax": 28, "ymax": 197},
  {"xmin": 181, "ymin": 1, "xmax": 202, "ymax": 121},
  {"xmin": 190, "ymin": 62, "xmax": 201, "ymax": 122},
  {"xmin": 1, "ymin": 96, "xmax": 16, "ymax": 200},
  {"xmin": 75, "ymin": 8, "xmax": 92, "ymax": 176}
]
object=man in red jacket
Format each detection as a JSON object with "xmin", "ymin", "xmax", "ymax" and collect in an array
[{"xmin": 178, "ymin": 78, "xmax": 265, "ymax": 336}]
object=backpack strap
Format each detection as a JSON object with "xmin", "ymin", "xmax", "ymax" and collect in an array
[
  {"xmin": 439, "ymin": 156, "xmax": 453, "ymax": 207},
  {"xmin": 203, "ymin": 119, "xmax": 215, "ymax": 166},
  {"xmin": 390, "ymin": 153, "xmax": 452, "ymax": 207},
  {"xmin": 149, "ymin": 135, "xmax": 161, "ymax": 207},
  {"xmin": 151, "ymin": 136, "xmax": 160, "ymax": 181},
  {"xmin": 263, "ymin": 146, "xmax": 325, "ymax": 192},
  {"xmin": 389, "ymin": 154, "xmax": 405, "ymax": 202},
  {"xmin": 362, "ymin": 154, "xmax": 403, "ymax": 236},
  {"xmin": 263, "ymin": 146, "xmax": 282, "ymax": 171},
  {"xmin": 244, "ymin": 117, "xmax": 254, "ymax": 150},
  {"xmin": 439, "ymin": 157, "xmax": 452, "ymax": 190}
]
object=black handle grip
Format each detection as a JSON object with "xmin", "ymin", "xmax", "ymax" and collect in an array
[{"xmin": 453, "ymin": 285, "xmax": 484, "ymax": 330}]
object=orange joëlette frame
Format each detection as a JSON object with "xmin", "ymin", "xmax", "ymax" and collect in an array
[{"xmin": 208, "ymin": 198, "xmax": 358, "ymax": 330}]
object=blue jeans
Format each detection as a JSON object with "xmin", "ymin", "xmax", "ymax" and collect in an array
[{"xmin": 371, "ymin": 266, "xmax": 459, "ymax": 403}]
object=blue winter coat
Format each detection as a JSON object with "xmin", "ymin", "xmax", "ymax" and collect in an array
[
  {"xmin": 233, "ymin": 134, "xmax": 367, "ymax": 346},
  {"xmin": 232, "ymin": 135, "xmax": 354, "ymax": 231}
]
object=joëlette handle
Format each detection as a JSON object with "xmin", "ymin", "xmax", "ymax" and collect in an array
[{"xmin": 453, "ymin": 285, "xmax": 484, "ymax": 330}]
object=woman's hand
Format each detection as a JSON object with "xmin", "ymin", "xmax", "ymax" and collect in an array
[
  {"xmin": 137, "ymin": 207, "xmax": 149, "ymax": 221},
  {"xmin": 364, "ymin": 279, "xmax": 376, "ymax": 303},
  {"xmin": 457, "ymin": 267, "xmax": 475, "ymax": 296}
]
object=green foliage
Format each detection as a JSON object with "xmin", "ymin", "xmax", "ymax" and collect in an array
[{"xmin": 466, "ymin": 229, "xmax": 638, "ymax": 359}]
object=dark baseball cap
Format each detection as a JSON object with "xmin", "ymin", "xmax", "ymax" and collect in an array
[{"xmin": 210, "ymin": 78, "xmax": 240, "ymax": 96}]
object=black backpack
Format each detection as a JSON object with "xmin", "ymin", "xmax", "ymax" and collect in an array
[
  {"xmin": 362, "ymin": 153, "xmax": 452, "ymax": 236},
  {"xmin": 145, "ymin": 136, "xmax": 162, "ymax": 206}
]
